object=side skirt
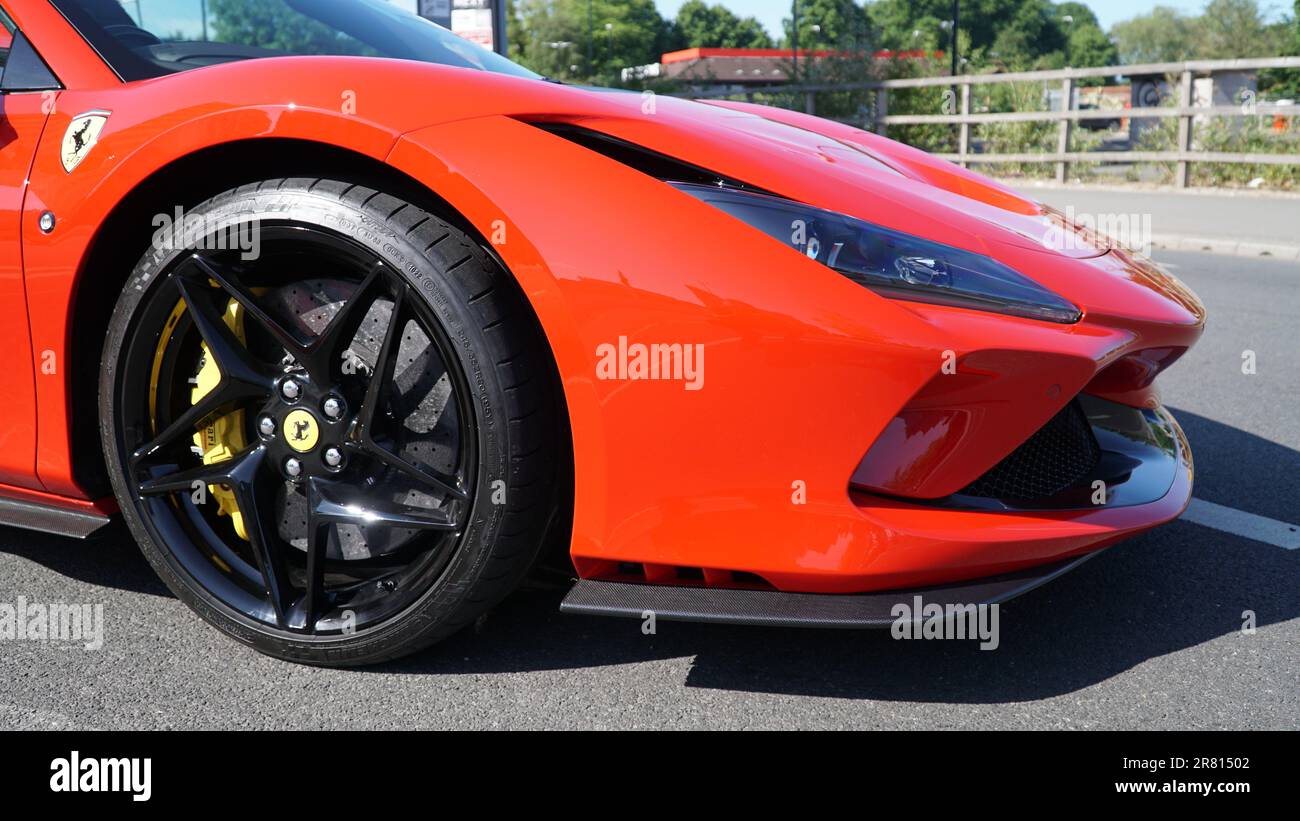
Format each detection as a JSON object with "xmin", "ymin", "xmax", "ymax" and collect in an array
[{"xmin": 0, "ymin": 495, "xmax": 113, "ymax": 539}]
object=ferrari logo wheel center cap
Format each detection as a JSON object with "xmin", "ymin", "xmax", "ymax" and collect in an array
[{"xmin": 283, "ymin": 409, "xmax": 321, "ymax": 453}]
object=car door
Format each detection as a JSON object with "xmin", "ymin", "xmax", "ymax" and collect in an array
[{"xmin": 0, "ymin": 4, "xmax": 50, "ymax": 488}]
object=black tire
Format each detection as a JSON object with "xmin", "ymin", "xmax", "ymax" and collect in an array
[{"xmin": 99, "ymin": 178, "xmax": 560, "ymax": 666}]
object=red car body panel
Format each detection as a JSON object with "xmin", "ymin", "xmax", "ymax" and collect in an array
[
  {"xmin": 0, "ymin": 87, "xmax": 44, "ymax": 490},
  {"xmin": 1, "ymin": 0, "xmax": 1204, "ymax": 594}
]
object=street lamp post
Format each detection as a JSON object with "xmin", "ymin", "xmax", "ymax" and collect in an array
[
  {"xmin": 791, "ymin": 0, "xmax": 799, "ymax": 82},
  {"xmin": 950, "ymin": 0, "xmax": 960, "ymax": 78},
  {"xmin": 943, "ymin": 4, "xmax": 962, "ymax": 156}
]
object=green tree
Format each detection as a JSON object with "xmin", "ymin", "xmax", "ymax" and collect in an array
[
  {"xmin": 1110, "ymin": 0, "xmax": 1283, "ymax": 64},
  {"xmin": 674, "ymin": 1, "xmax": 773, "ymax": 48},
  {"xmin": 1064, "ymin": 23, "xmax": 1115, "ymax": 67},
  {"xmin": 1053, "ymin": 1, "xmax": 1101, "ymax": 29},
  {"xmin": 784, "ymin": 0, "xmax": 874, "ymax": 50},
  {"xmin": 731, "ymin": 17, "xmax": 775, "ymax": 48},
  {"xmin": 868, "ymin": 0, "xmax": 1090, "ymax": 69},
  {"xmin": 512, "ymin": 0, "xmax": 675, "ymax": 83},
  {"xmin": 1055, "ymin": 2, "xmax": 1117, "ymax": 67},
  {"xmin": 209, "ymin": 0, "xmax": 373, "ymax": 54},
  {"xmin": 871, "ymin": 0, "xmax": 1020, "ymax": 55},
  {"xmin": 1258, "ymin": 0, "xmax": 1300, "ymax": 96},
  {"xmin": 1193, "ymin": 0, "xmax": 1283, "ymax": 59},
  {"xmin": 507, "ymin": 0, "xmax": 528, "ymax": 63},
  {"xmin": 988, "ymin": 0, "xmax": 1066, "ymax": 66},
  {"xmin": 1108, "ymin": 6, "xmax": 1199, "ymax": 64}
]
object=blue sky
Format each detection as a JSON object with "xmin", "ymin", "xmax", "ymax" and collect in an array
[{"xmin": 651, "ymin": 0, "xmax": 1286, "ymax": 40}]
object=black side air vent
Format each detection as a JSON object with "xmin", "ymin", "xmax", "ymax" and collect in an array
[
  {"xmin": 960, "ymin": 399, "xmax": 1102, "ymax": 500},
  {"xmin": 526, "ymin": 121, "xmax": 775, "ymax": 195}
]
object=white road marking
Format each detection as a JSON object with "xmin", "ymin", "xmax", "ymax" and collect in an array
[{"xmin": 1181, "ymin": 498, "xmax": 1300, "ymax": 550}]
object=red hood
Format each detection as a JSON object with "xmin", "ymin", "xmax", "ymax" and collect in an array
[
  {"xmin": 532, "ymin": 92, "xmax": 1110, "ymax": 260},
  {"xmin": 186, "ymin": 60, "xmax": 1192, "ymax": 327},
  {"xmin": 131, "ymin": 60, "xmax": 1107, "ymax": 263},
  {"xmin": 484, "ymin": 81, "xmax": 1199, "ymax": 328},
  {"xmin": 137, "ymin": 60, "xmax": 1105, "ymax": 262}
]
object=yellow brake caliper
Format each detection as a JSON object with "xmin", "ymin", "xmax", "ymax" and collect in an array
[{"xmin": 190, "ymin": 300, "xmax": 250, "ymax": 541}]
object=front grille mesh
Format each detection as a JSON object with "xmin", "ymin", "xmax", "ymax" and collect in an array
[{"xmin": 960, "ymin": 400, "xmax": 1100, "ymax": 500}]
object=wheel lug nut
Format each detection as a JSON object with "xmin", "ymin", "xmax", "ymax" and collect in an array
[
  {"xmin": 280, "ymin": 379, "xmax": 301, "ymax": 401},
  {"xmin": 258, "ymin": 415, "xmax": 276, "ymax": 437},
  {"xmin": 284, "ymin": 457, "xmax": 302, "ymax": 478},
  {"xmin": 322, "ymin": 397, "xmax": 344, "ymax": 420},
  {"xmin": 323, "ymin": 446, "xmax": 344, "ymax": 468}
]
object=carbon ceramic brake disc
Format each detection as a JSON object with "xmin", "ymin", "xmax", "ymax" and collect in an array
[{"xmin": 265, "ymin": 279, "xmax": 458, "ymax": 561}]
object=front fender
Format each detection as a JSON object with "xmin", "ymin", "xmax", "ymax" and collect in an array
[
  {"xmin": 387, "ymin": 114, "xmax": 948, "ymax": 583},
  {"xmin": 24, "ymin": 84, "xmax": 415, "ymax": 495}
]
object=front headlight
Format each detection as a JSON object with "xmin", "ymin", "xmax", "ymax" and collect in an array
[{"xmin": 673, "ymin": 182, "xmax": 1081, "ymax": 324}]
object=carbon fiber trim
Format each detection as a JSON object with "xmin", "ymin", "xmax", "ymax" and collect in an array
[
  {"xmin": 0, "ymin": 497, "xmax": 112, "ymax": 539},
  {"xmin": 560, "ymin": 553, "xmax": 1097, "ymax": 628}
]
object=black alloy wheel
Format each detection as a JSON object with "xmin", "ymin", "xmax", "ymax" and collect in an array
[{"xmin": 100, "ymin": 179, "xmax": 560, "ymax": 665}]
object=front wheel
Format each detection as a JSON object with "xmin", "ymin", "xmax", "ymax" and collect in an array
[{"xmin": 100, "ymin": 179, "xmax": 560, "ymax": 666}]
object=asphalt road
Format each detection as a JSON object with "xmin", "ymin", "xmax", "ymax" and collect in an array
[
  {"xmin": 1, "ymin": 250, "xmax": 1296, "ymax": 730},
  {"xmin": 1014, "ymin": 184, "xmax": 1300, "ymax": 254}
]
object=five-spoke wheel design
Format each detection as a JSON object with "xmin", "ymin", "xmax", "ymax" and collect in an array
[{"xmin": 116, "ymin": 226, "xmax": 477, "ymax": 635}]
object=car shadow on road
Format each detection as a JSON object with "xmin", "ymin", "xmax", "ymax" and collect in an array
[
  {"xmin": 0, "ymin": 521, "xmax": 169, "ymax": 598},
  {"xmin": 382, "ymin": 407, "xmax": 1300, "ymax": 702},
  {"xmin": 2, "ymin": 409, "xmax": 1295, "ymax": 702},
  {"xmin": 383, "ymin": 512, "xmax": 1296, "ymax": 704}
]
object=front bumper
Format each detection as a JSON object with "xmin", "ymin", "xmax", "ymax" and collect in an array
[
  {"xmin": 822, "ymin": 397, "xmax": 1193, "ymax": 594},
  {"xmin": 568, "ymin": 396, "xmax": 1192, "ymax": 608}
]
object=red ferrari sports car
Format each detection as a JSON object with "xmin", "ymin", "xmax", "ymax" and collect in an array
[{"xmin": 0, "ymin": 0, "xmax": 1203, "ymax": 665}]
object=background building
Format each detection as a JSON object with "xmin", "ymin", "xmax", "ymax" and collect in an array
[{"xmin": 388, "ymin": 0, "xmax": 507, "ymax": 55}]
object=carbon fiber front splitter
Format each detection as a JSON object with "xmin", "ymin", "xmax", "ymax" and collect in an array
[{"xmin": 559, "ymin": 552, "xmax": 1098, "ymax": 629}]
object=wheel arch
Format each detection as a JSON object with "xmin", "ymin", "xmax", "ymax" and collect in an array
[{"xmin": 66, "ymin": 137, "xmax": 573, "ymax": 549}]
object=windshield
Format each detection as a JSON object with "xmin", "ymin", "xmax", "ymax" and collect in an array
[{"xmin": 50, "ymin": 0, "xmax": 538, "ymax": 82}]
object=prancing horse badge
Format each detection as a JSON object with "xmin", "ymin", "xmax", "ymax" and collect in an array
[{"xmin": 61, "ymin": 110, "xmax": 111, "ymax": 173}]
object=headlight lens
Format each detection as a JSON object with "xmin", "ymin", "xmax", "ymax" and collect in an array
[{"xmin": 673, "ymin": 182, "xmax": 1081, "ymax": 324}]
